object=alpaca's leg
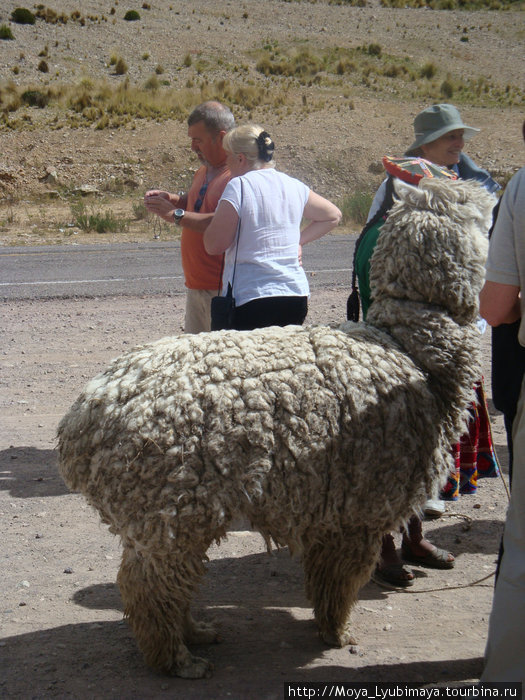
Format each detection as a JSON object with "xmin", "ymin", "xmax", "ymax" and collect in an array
[
  {"xmin": 303, "ymin": 530, "xmax": 381, "ymax": 647},
  {"xmin": 117, "ymin": 545, "xmax": 213, "ymax": 679}
]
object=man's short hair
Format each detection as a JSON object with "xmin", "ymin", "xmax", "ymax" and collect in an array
[{"xmin": 188, "ymin": 101, "xmax": 235, "ymax": 135}]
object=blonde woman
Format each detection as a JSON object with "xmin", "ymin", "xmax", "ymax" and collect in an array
[{"xmin": 204, "ymin": 124, "xmax": 341, "ymax": 330}]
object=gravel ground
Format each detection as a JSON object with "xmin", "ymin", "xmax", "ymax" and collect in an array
[{"xmin": 0, "ymin": 289, "xmax": 512, "ymax": 697}]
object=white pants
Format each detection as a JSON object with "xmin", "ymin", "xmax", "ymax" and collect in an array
[
  {"xmin": 184, "ymin": 288, "xmax": 216, "ymax": 334},
  {"xmin": 481, "ymin": 376, "xmax": 525, "ymax": 683}
]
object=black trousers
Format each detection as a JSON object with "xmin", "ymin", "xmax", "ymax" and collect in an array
[
  {"xmin": 492, "ymin": 319, "xmax": 525, "ymax": 484},
  {"xmin": 232, "ymin": 296, "xmax": 308, "ymax": 331},
  {"xmin": 491, "ymin": 320, "xmax": 525, "ymax": 580}
]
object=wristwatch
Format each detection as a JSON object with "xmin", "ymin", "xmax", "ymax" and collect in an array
[{"xmin": 173, "ymin": 208, "xmax": 185, "ymax": 224}]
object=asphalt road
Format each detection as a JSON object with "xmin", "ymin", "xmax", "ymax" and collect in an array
[{"xmin": 0, "ymin": 233, "xmax": 356, "ymax": 301}]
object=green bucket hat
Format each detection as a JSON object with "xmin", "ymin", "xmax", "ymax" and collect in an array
[{"xmin": 405, "ymin": 104, "xmax": 480, "ymax": 156}]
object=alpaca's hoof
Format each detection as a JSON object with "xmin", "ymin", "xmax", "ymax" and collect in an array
[
  {"xmin": 320, "ymin": 627, "xmax": 357, "ymax": 648},
  {"xmin": 186, "ymin": 619, "xmax": 221, "ymax": 645},
  {"xmin": 171, "ymin": 655, "xmax": 214, "ymax": 679}
]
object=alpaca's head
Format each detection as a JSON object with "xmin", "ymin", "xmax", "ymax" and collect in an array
[{"xmin": 369, "ymin": 178, "xmax": 494, "ymax": 324}]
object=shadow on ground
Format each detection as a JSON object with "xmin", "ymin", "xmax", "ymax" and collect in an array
[
  {"xmin": 0, "ymin": 616, "xmax": 484, "ymax": 699},
  {"xmin": 0, "ymin": 446, "xmax": 68, "ymax": 498}
]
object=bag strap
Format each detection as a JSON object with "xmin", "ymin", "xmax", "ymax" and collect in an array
[
  {"xmin": 351, "ymin": 175, "xmax": 395, "ymax": 289},
  {"xmin": 229, "ymin": 177, "xmax": 243, "ymax": 292},
  {"xmin": 216, "ymin": 177, "xmax": 243, "ymax": 295},
  {"xmin": 347, "ymin": 175, "xmax": 396, "ymax": 321}
]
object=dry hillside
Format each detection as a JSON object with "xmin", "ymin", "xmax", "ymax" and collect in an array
[{"xmin": 0, "ymin": 0, "xmax": 524, "ymax": 244}]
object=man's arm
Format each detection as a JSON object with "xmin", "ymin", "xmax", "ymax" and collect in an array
[
  {"xmin": 479, "ymin": 280, "xmax": 521, "ymax": 327},
  {"xmin": 144, "ymin": 190, "xmax": 186, "ymax": 208},
  {"xmin": 177, "ymin": 211, "xmax": 216, "ymax": 233},
  {"xmin": 144, "ymin": 192, "xmax": 215, "ymax": 231}
]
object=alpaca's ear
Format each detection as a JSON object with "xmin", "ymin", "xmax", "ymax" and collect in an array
[{"xmin": 392, "ymin": 178, "xmax": 425, "ymax": 206}]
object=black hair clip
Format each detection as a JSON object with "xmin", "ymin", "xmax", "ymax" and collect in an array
[{"xmin": 256, "ymin": 131, "xmax": 275, "ymax": 162}]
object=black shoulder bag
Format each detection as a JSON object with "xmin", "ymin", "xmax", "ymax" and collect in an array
[{"xmin": 210, "ymin": 179, "xmax": 243, "ymax": 331}]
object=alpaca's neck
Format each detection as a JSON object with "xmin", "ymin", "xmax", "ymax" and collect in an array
[{"xmin": 366, "ymin": 298, "xmax": 481, "ymax": 412}]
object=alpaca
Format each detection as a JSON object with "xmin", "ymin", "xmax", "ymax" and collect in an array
[{"xmin": 57, "ymin": 178, "xmax": 494, "ymax": 679}]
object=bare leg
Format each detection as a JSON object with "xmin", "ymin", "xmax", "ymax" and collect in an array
[
  {"xmin": 117, "ymin": 545, "xmax": 213, "ymax": 678},
  {"xmin": 375, "ymin": 532, "xmax": 415, "ymax": 585},
  {"xmin": 399, "ymin": 515, "xmax": 455, "ymax": 569},
  {"xmin": 303, "ymin": 530, "xmax": 381, "ymax": 647},
  {"xmin": 402, "ymin": 515, "xmax": 455, "ymax": 563}
]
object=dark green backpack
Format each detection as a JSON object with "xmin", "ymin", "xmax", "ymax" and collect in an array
[{"xmin": 346, "ymin": 175, "xmax": 395, "ymax": 322}]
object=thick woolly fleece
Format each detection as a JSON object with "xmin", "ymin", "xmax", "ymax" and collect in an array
[{"xmin": 57, "ymin": 178, "xmax": 494, "ymax": 679}]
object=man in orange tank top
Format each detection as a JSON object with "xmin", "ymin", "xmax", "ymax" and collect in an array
[{"xmin": 144, "ymin": 101, "xmax": 234, "ymax": 332}]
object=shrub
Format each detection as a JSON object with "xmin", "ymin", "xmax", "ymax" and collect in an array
[
  {"xmin": 337, "ymin": 191, "xmax": 373, "ymax": 227},
  {"xmin": 35, "ymin": 6, "xmax": 67, "ymax": 24},
  {"xmin": 11, "ymin": 8, "xmax": 35, "ymax": 24},
  {"xmin": 123, "ymin": 10, "xmax": 140, "ymax": 21},
  {"xmin": 21, "ymin": 89, "xmax": 49, "ymax": 107},
  {"xmin": 11, "ymin": 7, "xmax": 35, "ymax": 24},
  {"xmin": 37, "ymin": 60, "xmax": 49, "ymax": 73},
  {"xmin": 2, "ymin": 88, "xmax": 22, "ymax": 113},
  {"xmin": 367, "ymin": 43, "xmax": 382, "ymax": 57},
  {"xmin": 70, "ymin": 200, "xmax": 129, "ymax": 233},
  {"xmin": 144, "ymin": 75, "xmax": 159, "ymax": 90},
  {"xmin": 383, "ymin": 64, "xmax": 403, "ymax": 78},
  {"xmin": 95, "ymin": 114, "xmax": 110, "ymax": 130},
  {"xmin": 114, "ymin": 57, "xmax": 128, "ymax": 74},
  {"xmin": 0, "ymin": 24, "xmax": 15, "ymax": 39},
  {"xmin": 69, "ymin": 88, "xmax": 93, "ymax": 112},
  {"xmin": 132, "ymin": 200, "xmax": 149, "ymax": 220},
  {"xmin": 420, "ymin": 61, "xmax": 436, "ymax": 79},
  {"xmin": 256, "ymin": 49, "xmax": 323, "ymax": 79},
  {"xmin": 440, "ymin": 78, "xmax": 454, "ymax": 98}
]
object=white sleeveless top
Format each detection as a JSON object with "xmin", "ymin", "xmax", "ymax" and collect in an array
[{"xmin": 219, "ymin": 168, "xmax": 310, "ymax": 307}]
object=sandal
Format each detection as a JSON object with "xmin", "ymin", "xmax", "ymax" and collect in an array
[
  {"xmin": 371, "ymin": 562, "xmax": 415, "ymax": 588},
  {"xmin": 401, "ymin": 543, "xmax": 455, "ymax": 569}
]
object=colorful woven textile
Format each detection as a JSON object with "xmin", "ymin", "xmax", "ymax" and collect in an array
[
  {"xmin": 441, "ymin": 379, "xmax": 500, "ymax": 500},
  {"xmin": 382, "ymin": 155, "xmax": 458, "ymax": 186}
]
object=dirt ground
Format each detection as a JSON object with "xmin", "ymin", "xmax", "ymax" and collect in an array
[{"xmin": 0, "ymin": 288, "xmax": 511, "ymax": 698}]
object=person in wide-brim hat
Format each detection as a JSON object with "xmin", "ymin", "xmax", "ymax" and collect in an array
[
  {"xmin": 405, "ymin": 103, "xmax": 479, "ymax": 155},
  {"xmin": 362, "ymin": 102, "xmax": 501, "ymax": 589},
  {"xmin": 367, "ymin": 103, "xmax": 500, "ymax": 225}
]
